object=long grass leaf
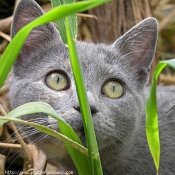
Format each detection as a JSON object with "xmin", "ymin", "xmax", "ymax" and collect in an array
[
  {"xmin": 0, "ymin": 0, "xmax": 111, "ymax": 88},
  {"xmin": 51, "ymin": 0, "xmax": 77, "ymax": 44},
  {"xmin": 0, "ymin": 116, "xmax": 88, "ymax": 156},
  {"xmin": 0, "ymin": 102, "xmax": 91, "ymax": 174},
  {"xmin": 66, "ymin": 17, "xmax": 103, "ymax": 175},
  {"xmin": 146, "ymin": 59, "xmax": 175, "ymax": 172}
]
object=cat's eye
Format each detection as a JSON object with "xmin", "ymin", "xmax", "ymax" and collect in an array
[
  {"xmin": 102, "ymin": 79, "xmax": 124, "ymax": 99},
  {"xmin": 45, "ymin": 71, "xmax": 69, "ymax": 91}
]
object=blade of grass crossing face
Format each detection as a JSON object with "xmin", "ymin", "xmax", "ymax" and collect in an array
[
  {"xmin": 51, "ymin": 0, "xmax": 77, "ymax": 44},
  {"xmin": 0, "ymin": 0, "xmax": 110, "ymax": 173},
  {"xmin": 0, "ymin": 102, "xmax": 79, "ymax": 141},
  {"xmin": 0, "ymin": 116, "xmax": 88, "ymax": 157},
  {"xmin": 0, "ymin": 102, "xmax": 92, "ymax": 174},
  {"xmin": 58, "ymin": 121, "xmax": 93, "ymax": 175},
  {"xmin": 66, "ymin": 17, "xmax": 103, "ymax": 175},
  {"xmin": 0, "ymin": 0, "xmax": 111, "ymax": 88},
  {"xmin": 146, "ymin": 59, "xmax": 175, "ymax": 172}
]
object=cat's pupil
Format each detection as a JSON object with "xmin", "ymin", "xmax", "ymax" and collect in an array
[
  {"xmin": 56, "ymin": 75, "xmax": 60, "ymax": 84},
  {"xmin": 112, "ymin": 84, "xmax": 116, "ymax": 92}
]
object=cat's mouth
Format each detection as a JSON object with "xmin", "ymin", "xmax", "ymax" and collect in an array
[{"xmin": 75, "ymin": 127, "xmax": 85, "ymax": 137}]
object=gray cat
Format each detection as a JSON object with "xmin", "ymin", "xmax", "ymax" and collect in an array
[{"xmin": 9, "ymin": 0, "xmax": 175, "ymax": 174}]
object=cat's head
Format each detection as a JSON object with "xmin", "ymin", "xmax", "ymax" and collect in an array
[{"xmin": 10, "ymin": 0, "xmax": 157, "ymax": 161}]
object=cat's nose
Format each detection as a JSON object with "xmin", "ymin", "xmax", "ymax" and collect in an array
[
  {"xmin": 74, "ymin": 91, "xmax": 98, "ymax": 114},
  {"xmin": 74, "ymin": 104, "xmax": 98, "ymax": 114}
]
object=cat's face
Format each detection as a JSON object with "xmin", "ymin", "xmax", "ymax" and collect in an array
[{"xmin": 10, "ymin": 0, "xmax": 157, "ymax": 162}]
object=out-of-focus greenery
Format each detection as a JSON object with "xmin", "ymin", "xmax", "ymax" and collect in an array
[{"xmin": 152, "ymin": 0, "xmax": 175, "ymax": 75}]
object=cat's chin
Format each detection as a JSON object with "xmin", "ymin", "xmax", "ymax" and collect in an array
[
  {"xmin": 74, "ymin": 127, "xmax": 87, "ymax": 146},
  {"xmin": 75, "ymin": 127, "xmax": 85, "ymax": 137}
]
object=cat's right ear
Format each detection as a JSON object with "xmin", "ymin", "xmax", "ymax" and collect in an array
[
  {"xmin": 11, "ymin": 0, "xmax": 64, "ymax": 58},
  {"xmin": 112, "ymin": 17, "xmax": 158, "ymax": 87}
]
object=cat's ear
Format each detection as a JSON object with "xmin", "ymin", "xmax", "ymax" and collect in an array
[
  {"xmin": 11, "ymin": 0, "xmax": 63, "ymax": 57},
  {"xmin": 112, "ymin": 17, "xmax": 158, "ymax": 85},
  {"xmin": 11, "ymin": 0, "xmax": 44, "ymax": 37}
]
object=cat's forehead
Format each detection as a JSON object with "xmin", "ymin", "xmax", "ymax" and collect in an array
[
  {"xmin": 76, "ymin": 41, "xmax": 116, "ymax": 67},
  {"xmin": 74, "ymin": 41, "xmax": 126, "ymax": 84}
]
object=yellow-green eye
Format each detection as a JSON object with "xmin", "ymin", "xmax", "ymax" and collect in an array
[
  {"xmin": 45, "ymin": 72, "xmax": 69, "ymax": 91},
  {"xmin": 102, "ymin": 80, "xmax": 124, "ymax": 99}
]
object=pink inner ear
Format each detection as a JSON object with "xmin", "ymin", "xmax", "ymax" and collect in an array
[
  {"xmin": 12, "ymin": 0, "xmax": 44, "ymax": 38},
  {"xmin": 112, "ymin": 18, "xmax": 157, "ymax": 70},
  {"xmin": 11, "ymin": 0, "xmax": 57, "ymax": 61}
]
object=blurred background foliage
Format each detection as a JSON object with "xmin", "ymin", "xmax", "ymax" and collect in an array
[
  {"xmin": 1, "ymin": 0, "xmax": 175, "ymax": 83},
  {"xmin": 0, "ymin": 0, "xmax": 175, "ymax": 174}
]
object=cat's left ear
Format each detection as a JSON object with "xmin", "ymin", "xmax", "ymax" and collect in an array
[
  {"xmin": 11, "ymin": 0, "xmax": 64, "ymax": 59},
  {"xmin": 112, "ymin": 17, "xmax": 158, "ymax": 85}
]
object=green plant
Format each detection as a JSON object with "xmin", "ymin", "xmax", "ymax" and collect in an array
[
  {"xmin": 1, "ymin": 0, "xmax": 175, "ymax": 174},
  {"xmin": 146, "ymin": 59, "xmax": 175, "ymax": 174},
  {"xmin": 0, "ymin": 0, "xmax": 110, "ymax": 174},
  {"xmin": 51, "ymin": 0, "xmax": 77, "ymax": 44}
]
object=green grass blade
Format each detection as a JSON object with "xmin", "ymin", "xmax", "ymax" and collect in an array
[
  {"xmin": 0, "ymin": 0, "xmax": 111, "ymax": 88},
  {"xmin": 0, "ymin": 102, "xmax": 92, "ymax": 174},
  {"xmin": 66, "ymin": 17, "xmax": 103, "ymax": 175},
  {"xmin": 0, "ymin": 102, "xmax": 80, "ymax": 143},
  {"xmin": 51, "ymin": 0, "xmax": 77, "ymax": 44},
  {"xmin": 146, "ymin": 59, "xmax": 175, "ymax": 172},
  {"xmin": 0, "ymin": 116, "xmax": 88, "ymax": 157}
]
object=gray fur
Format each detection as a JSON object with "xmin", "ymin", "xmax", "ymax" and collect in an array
[{"xmin": 10, "ymin": 0, "xmax": 175, "ymax": 174}]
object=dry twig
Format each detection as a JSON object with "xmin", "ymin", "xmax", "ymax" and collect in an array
[
  {"xmin": 0, "ymin": 142, "xmax": 22, "ymax": 149},
  {"xmin": 0, "ymin": 104, "xmax": 34, "ymax": 172},
  {"xmin": 0, "ymin": 31, "xmax": 11, "ymax": 42},
  {"xmin": 0, "ymin": 154, "xmax": 6, "ymax": 175},
  {"xmin": 160, "ymin": 74, "xmax": 175, "ymax": 85},
  {"xmin": 0, "ymin": 39, "xmax": 9, "ymax": 53},
  {"xmin": 0, "ymin": 16, "xmax": 13, "ymax": 34}
]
